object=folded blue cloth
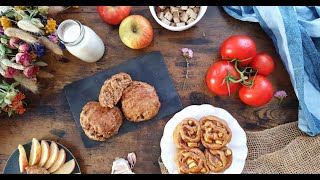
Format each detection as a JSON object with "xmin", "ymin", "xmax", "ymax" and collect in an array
[{"xmin": 223, "ymin": 6, "xmax": 320, "ymax": 136}]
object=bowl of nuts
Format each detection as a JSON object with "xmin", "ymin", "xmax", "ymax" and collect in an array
[{"xmin": 149, "ymin": 6, "xmax": 207, "ymax": 31}]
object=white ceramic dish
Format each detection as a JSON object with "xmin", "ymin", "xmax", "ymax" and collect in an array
[
  {"xmin": 149, "ymin": 6, "xmax": 208, "ymax": 31},
  {"xmin": 160, "ymin": 104, "xmax": 248, "ymax": 174}
]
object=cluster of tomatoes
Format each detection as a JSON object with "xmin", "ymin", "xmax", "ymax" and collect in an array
[{"xmin": 206, "ymin": 35, "xmax": 275, "ymax": 106}]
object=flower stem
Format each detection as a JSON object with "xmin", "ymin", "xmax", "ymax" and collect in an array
[{"xmin": 183, "ymin": 57, "xmax": 190, "ymax": 90}]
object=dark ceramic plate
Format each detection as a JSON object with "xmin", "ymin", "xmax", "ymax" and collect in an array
[
  {"xmin": 3, "ymin": 140, "xmax": 81, "ymax": 174},
  {"xmin": 64, "ymin": 51, "xmax": 183, "ymax": 148}
]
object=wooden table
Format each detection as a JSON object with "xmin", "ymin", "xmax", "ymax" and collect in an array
[{"xmin": 0, "ymin": 6, "xmax": 298, "ymax": 174}]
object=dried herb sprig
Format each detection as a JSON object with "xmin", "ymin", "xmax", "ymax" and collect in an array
[
  {"xmin": 274, "ymin": 90, "xmax": 287, "ymax": 105},
  {"xmin": 181, "ymin": 48, "xmax": 193, "ymax": 90},
  {"xmin": 0, "ymin": 80, "xmax": 26, "ymax": 116}
]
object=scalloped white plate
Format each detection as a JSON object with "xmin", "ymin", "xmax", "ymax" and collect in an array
[{"xmin": 160, "ymin": 104, "xmax": 247, "ymax": 174}]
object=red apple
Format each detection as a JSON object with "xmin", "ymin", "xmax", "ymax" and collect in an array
[
  {"xmin": 119, "ymin": 15, "xmax": 153, "ymax": 49},
  {"xmin": 97, "ymin": 6, "xmax": 131, "ymax": 25}
]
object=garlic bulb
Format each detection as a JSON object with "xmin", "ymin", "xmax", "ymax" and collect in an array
[{"xmin": 111, "ymin": 158, "xmax": 134, "ymax": 174}]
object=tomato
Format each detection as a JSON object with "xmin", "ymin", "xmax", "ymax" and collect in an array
[
  {"xmin": 97, "ymin": 6, "xmax": 131, "ymax": 25},
  {"xmin": 239, "ymin": 75, "xmax": 274, "ymax": 106},
  {"xmin": 249, "ymin": 53, "xmax": 275, "ymax": 76},
  {"xmin": 206, "ymin": 61, "xmax": 240, "ymax": 96},
  {"xmin": 220, "ymin": 35, "xmax": 256, "ymax": 66}
]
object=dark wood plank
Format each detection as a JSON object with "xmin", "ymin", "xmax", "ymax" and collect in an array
[{"xmin": 0, "ymin": 6, "xmax": 298, "ymax": 174}]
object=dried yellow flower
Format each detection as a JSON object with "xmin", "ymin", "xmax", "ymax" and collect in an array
[
  {"xmin": 0, "ymin": 16, "xmax": 12, "ymax": 30},
  {"xmin": 45, "ymin": 18, "xmax": 57, "ymax": 34},
  {"xmin": 31, "ymin": 51, "xmax": 38, "ymax": 59},
  {"xmin": 14, "ymin": 6, "xmax": 26, "ymax": 10}
]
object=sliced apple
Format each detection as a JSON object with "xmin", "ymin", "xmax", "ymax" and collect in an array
[
  {"xmin": 48, "ymin": 149, "xmax": 66, "ymax": 173},
  {"xmin": 29, "ymin": 138, "xmax": 41, "ymax": 166},
  {"xmin": 18, "ymin": 144, "xmax": 29, "ymax": 173},
  {"xmin": 38, "ymin": 140, "xmax": 50, "ymax": 167},
  {"xmin": 52, "ymin": 159, "xmax": 75, "ymax": 174},
  {"xmin": 43, "ymin": 141, "xmax": 59, "ymax": 169}
]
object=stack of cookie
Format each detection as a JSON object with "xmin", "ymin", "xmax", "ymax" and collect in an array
[
  {"xmin": 173, "ymin": 115, "xmax": 233, "ymax": 174},
  {"xmin": 80, "ymin": 73, "xmax": 161, "ymax": 141}
]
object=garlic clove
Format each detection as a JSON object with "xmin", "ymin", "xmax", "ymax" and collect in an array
[
  {"xmin": 111, "ymin": 158, "xmax": 134, "ymax": 174},
  {"xmin": 127, "ymin": 152, "xmax": 136, "ymax": 169}
]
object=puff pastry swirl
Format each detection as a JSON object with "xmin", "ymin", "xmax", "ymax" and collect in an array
[
  {"xmin": 205, "ymin": 147, "xmax": 232, "ymax": 173},
  {"xmin": 200, "ymin": 115, "xmax": 232, "ymax": 150},
  {"xmin": 175, "ymin": 148, "xmax": 209, "ymax": 174},
  {"xmin": 173, "ymin": 118, "xmax": 201, "ymax": 149}
]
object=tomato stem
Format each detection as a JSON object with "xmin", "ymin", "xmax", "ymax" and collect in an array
[
  {"xmin": 223, "ymin": 59, "xmax": 257, "ymax": 93},
  {"xmin": 224, "ymin": 57, "xmax": 252, "ymax": 63},
  {"xmin": 221, "ymin": 58, "xmax": 257, "ymax": 95}
]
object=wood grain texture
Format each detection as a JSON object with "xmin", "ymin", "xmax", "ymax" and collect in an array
[{"xmin": 0, "ymin": 6, "xmax": 298, "ymax": 174}]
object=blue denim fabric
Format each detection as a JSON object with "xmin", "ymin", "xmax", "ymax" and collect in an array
[{"xmin": 223, "ymin": 6, "xmax": 320, "ymax": 136}]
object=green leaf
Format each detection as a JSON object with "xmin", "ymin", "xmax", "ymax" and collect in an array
[
  {"xmin": 0, "ymin": 99, "xmax": 3, "ymax": 104},
  {"xmin": 37, "ymin": 6, "xmax": 49, "ymax": 16},
  {"xmin": 0, "ymin": 44, "xmax": 6, "ymax": 55},
  {"xmin": 0, "ymin": 84, "xmax": 9, "ymax": 90},
  {"xmin": 0, "ymin": 38, "xmax": 8, "ymax": 45},
  {"xmin": 5, "ymin": 48, "xmax": 12, "ymax": 54},
  {"xmin": 10, "ymin": 82, "xmax": 20, "ymax": 89},
  {"xmin": 31, "ymin": 18, "xmax": 44, "ymax": 28},
  {"xmin": 0, "ymin": 35, "xmax": 8, "ymax": 39},
  {"xmin": 1, "ymin": 59, "xmax": 25, "ymax": 70},
  {"xmin": 2, "ymin": 80, "xmax": 9, "ymax": 86},
  {"xmin": 0, "ymin": 102, "xmax": 7, "ymax": 108},
  {"xmin": 5, "ymin": 10, "xmax": 16, "ymax": 19},
  {"xmin": 8, "ymin": 110, "xmax": 12, "ymax": 117},
  {"xmin": 4, "ymin": 98, "xmax": 11, "ymax": 105}
]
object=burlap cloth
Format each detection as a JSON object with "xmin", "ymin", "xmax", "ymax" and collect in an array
[{"xmin": 158, "ymin": 121, "xmax": 320, "ymax": 174}]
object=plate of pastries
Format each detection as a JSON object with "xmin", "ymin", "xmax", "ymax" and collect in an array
[{"xmin": 160, "ymin": 104, "xmax": 247, "ymax": 174}]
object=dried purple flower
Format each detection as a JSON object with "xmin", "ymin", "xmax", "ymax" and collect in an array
[
  {"xmin": 23, "ymin": 66, "xmax": 40, "ymax": 78},
  {"xmin": 9, "ymin": 37, "xmax": 21, "ymax": 49},
  {"xmin": 48, "ymin": 30, "xmax": 58, "ymax": 44},
  {"xmin": 18, "ymin": 43, "xmax": 30, "ymax": 53},
  {"xmin": 16, "ymin": 52, "xmax": 32, "ymax": 67},
  {"xmin": 181, "ymin": 48, "xmax": 193, "ymax": 58},
  {"xmin": 4, "ymin": 67, "xmax": 19, "ymax": 78},
  {"xmin": 181, "ymin": 48, "xmax": 193, "ymax": 90},
  {"xmin": 274, "ymin": 90, "xmax": 287, "ymax": 105},
  {"xmin": 33, "ymin": 44, "xmax": 45, "ymax": 57},
  {"xmin": 0, "ymin": 26, "xmax": 4, "ymax": 35}
]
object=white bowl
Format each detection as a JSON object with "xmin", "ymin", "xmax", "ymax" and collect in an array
[{"xmin": 149, "ymin": 6, "xmax": 208, "ymax": 31}]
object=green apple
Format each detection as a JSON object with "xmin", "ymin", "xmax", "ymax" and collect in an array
[{"xmin": 119, "ymin": 15, "xmax": 153, "ymax": 49}]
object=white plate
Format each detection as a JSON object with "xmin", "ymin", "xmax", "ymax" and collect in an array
[{"xmin": 160, "ymin": 104, "xmax": 247, "ymax": 174}]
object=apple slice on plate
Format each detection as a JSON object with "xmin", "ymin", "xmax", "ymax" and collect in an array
[
  {"xmin": 38, "ymin": 140, "xmax": 50, "ymax": 167},
  {"xmin": 18, "ymin": 144, "xmax": 28, "ymax": 173},
  {"xmin": 48, "ymin": 149, "xmax": 66, "ymax": 173},
  {"xmin": 52, "ymin": 159, "xmax": 75, "ymax": 174},
  {"xmin": 29, "ymin": 138, "xmax": 41, "ymax": 166},
  {"xmin": 43, "ymin": 141, "xmax": 59, "ymax": 169}
]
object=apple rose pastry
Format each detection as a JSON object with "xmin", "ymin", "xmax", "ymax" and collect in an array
[
  {"xmin": 173, "ymin": 118, "xmax": 201, "ymax": 149},
  {"xmin": 175, "ymin": 148, "xmax": 209, "ymax": 174},
  {"xmin": 200, "ymin": 115, "xmax": 232, "ymax": 150},
  {"xmin": 205, "ymin": 147, "xmax": 233, "ymax": 173}
]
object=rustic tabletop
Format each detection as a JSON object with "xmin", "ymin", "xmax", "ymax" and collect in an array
[{"xmin": 0, "ymin": 6, "xmax": 298, "ymax": 174}]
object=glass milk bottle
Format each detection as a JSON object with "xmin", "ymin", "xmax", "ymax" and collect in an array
[{"xmin": 57, "ymin": 19, "xmax": 105, "ymax": 63}]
